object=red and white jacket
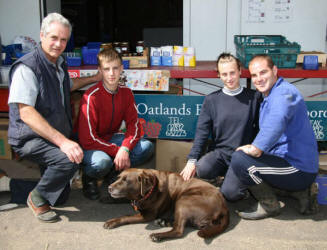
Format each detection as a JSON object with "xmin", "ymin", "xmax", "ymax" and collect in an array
[{"xmin": 77, "ymin": 82, "xmax": 141, "ymax": 157}]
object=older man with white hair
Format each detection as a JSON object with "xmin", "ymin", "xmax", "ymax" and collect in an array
[{"xmin": 7, "ymin": 13, "xmax": 101, "ymax": 222}]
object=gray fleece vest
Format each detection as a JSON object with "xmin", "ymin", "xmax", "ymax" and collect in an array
[{"xmin": 8, "ymin": 45, "xmax": 72, "ymax": 146}]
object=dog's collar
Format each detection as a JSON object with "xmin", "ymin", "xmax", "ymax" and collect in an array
[{"xmin": 131, "ymin": 177, "xmax": 157, "ymax": 211}]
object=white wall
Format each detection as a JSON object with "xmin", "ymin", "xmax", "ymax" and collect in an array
[
  {"xmin": 184, "ymin": 0, "xmax": 327, "ymax": 58},
  {"xmin": 183, "ymin": 0, "xmax": 327, "ymax": 98},
  {"xmin": 0, "ymin": 0, "xmax": 61, "ymax": 46},
  {"xmin": 183, "ymin": 0, "xmax": 229, "ymax": 95},
  {"xmin": 0, "ymin": 0, "xmax": 41, "ymax": 45},
  {"xmin": 183, "ymin": 0, "xmax": 227, "ymax": 60},
  {"xmin": 240, "ymin": 0, "xmax": 327, "ymax": 52}
]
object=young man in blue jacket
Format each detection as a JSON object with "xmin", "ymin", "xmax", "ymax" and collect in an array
[{"xmin": 224, "ymin": 54, "xmax": 319, "ymax": 219}]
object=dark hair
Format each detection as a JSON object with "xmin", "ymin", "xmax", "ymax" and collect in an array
[
  {"xmin": 249, "ymin": 54, "xmax": 275, "ymax": 69},
  {"xmin": 97, "ymin": 48, "xmax": 122, "ymax": 67},
  {"xmin": 216, "ymin": 53, "xmax": 241, "ymax": 73}
]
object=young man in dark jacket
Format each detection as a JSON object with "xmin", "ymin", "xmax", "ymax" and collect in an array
[{"xmin": 180, "ymin": 53, "xmax": 262, "ymax": 201}]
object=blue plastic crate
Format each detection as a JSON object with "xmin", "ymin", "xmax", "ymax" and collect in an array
[
  {"xmin": 67, "ymin": 57, "xmax": 82, "ymax": 67},
  {"xmin": 82, "ymin": 46, "xmax": 99, "ymax": 65},
  {"xmin": 303, "ymin": 55, "xmax": 319, "ymax": 70},
  {"xmin": 15, "ymin": 51, "xmax": 27, "ymax": 58},
  {"xmin": 122, "ymin": 60, "xmax": 130, "ymax": 69},
  {"xmin": 87, "ymin": 42, "xmax": 102, "ymax": 49},
  {"xmin": 64, "ymin": 52, "xmax": 82, "ymax": 67},
  {"xmin": 234, "ymin": 35, "xmax": 301, "ymax": 68}
]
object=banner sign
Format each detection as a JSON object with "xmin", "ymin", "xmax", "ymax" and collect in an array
[
  {"xmin": 305, "ymin": 100, "xmax": 327, "ymax": 141},
  {"xmin": 135, "ymin": 95, "xmax": 327, "ymax": 141},
  {"xmin": 135, "ymin": 95, "xmax": 204, "ymax": 139}
]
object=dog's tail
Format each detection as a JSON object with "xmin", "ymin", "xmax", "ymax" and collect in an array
[{"xmin": 197, "ymin": 208, "xmax": 230, "ymax": 238}]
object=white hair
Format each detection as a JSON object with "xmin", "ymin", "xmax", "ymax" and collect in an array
[{"xmin": 40, "ymin": 12, "xmax": 72, "ymax": 38}]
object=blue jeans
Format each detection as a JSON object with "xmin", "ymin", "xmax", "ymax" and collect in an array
[{"xmin": 82, "ymin": 134, "xmax": 154, "ymax": 179}]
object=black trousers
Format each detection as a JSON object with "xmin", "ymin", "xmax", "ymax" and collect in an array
[
  {"xmin": 10, "ymin": 177, "xmax": 70, "ymax": 206},
  {"xmin": 196, "ymin": 149, "xmax": 231, "ymax": 179},
  {"xmin": 221, "ymin": 150, "xmax": 317, "ymax": 201},
  {"xmin": 12, "ymin": 138, "xmax": 79, "ymax": 206}
]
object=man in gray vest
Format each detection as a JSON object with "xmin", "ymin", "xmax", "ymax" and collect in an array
[{"xmin": 7, "ymin": 13, "xmax": 101, "ymax": 222}]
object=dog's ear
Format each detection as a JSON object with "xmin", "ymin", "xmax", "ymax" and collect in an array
[{"xmin": 138, "ymin": 171, "xmax": 156, "ymax": 196}]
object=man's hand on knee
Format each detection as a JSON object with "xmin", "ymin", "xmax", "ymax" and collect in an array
[
  {"xmin": 59, "ymin": 139, "xmax": 84, "ymax": 164},
  {"xmin": 236, "ymin": 144, "xmax": 262, "ymax": 158}
]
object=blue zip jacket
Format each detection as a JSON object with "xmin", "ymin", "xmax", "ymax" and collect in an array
[{"xmin": 253, "ymin": 77, "xmax": 318, "ymax": 173}]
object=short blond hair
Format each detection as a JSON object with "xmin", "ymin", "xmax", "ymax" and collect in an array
[{"xmin": 97, "ymin": 48, "xmax": 122, "ymax": 67}]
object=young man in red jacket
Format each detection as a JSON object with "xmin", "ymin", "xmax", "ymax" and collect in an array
[{"xmin": 77, "ymin": 48, "xmax": 154, "ymax": 202}]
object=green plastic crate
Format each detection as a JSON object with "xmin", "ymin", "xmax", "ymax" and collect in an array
[{"xmin": 234, "ymin": 35, "xmax": 301, "ymax": 68}]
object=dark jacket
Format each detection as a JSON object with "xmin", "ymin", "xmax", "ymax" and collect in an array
[
  {"xmin": 8, "ymin": 45, "xmax": 72, "ymax": 146},
  {"xmin": 188, "ymin": 88, "xmax": 262, "ymax": 160}
]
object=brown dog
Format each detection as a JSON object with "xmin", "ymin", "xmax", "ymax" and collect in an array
[{"xmin": 103, "ymin": 168, "xmax": 229, "ymax": 242}]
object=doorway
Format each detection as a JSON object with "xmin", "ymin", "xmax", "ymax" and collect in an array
[{"xmin": 61, "ymin": 0, "xmax": 183, "ymax": 51}]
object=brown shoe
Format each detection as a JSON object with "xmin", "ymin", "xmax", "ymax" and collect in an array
[{"xmin": 27, "ymin": 193, "xmax": 59, "ymax": 223}]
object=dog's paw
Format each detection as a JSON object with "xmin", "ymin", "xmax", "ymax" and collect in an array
[
  {"xmin": 103, "ymin": 219, "xmax": 118, "ymax": 229},
  {"xmin": 154, "ymin": 218, "xmax": 171, "ymax": 227},
  {"xmin": 149, "ymin": 233, "xmax": 162, "ymax": 242}
]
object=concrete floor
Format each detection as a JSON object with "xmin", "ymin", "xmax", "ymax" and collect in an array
[{"xmin": 1, "ymin": 158, "xmax": 327, "ymax": 250}]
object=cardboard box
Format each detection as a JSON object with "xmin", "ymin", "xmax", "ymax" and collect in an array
[
  {"xmin": 297, "ymin": 51, "xmax": 327, "ymax": 67},
  {"xmin": 0, "ymin": 118, "xmax": 12, "ymax": 160},
  {"xmin": 155, "ymin": 139, "xmax": 193, "ymax": 173},
  {"xmin": 122, "ymin": 48, "xmax": 149, "ymax": 68}
]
